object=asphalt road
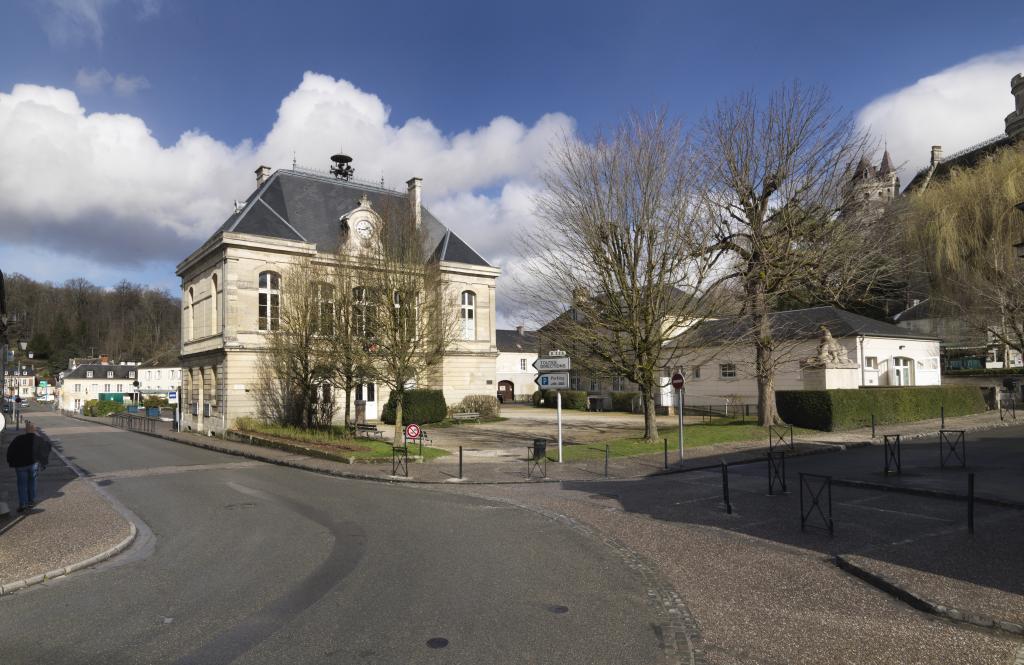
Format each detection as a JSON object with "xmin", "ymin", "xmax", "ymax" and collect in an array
[{"xmin": 0, "ymin": 413, "xmax": 670, "ymax": 665}]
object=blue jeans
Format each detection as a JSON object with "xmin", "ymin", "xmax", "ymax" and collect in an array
[{"xmin": 15, "ymin": 463, "xmax": 38, "ymax": 508}]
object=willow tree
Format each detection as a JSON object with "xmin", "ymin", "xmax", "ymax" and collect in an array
[
  {"xmin": 359, "ymin": 200, "xmax": 459, "ymax": 445},
  {"xmin": 524, "ymin": 112, "xmax": 721, "ymax": 442},
  {"xmin": 698, "ymin": 82, "xmax": 900, "ymax": 425},
  {"xmin": 902, "ymin": 144, "xmax": 1024, "ymax": 355}
]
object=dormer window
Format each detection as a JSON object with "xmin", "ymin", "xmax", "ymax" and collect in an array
[
  {"xmin": 107, "ymin": 371, "xmax": 114, "ymax": 379},
  {"xmin": 86, "ymin": 371, "xmax": 94, "ymax": 378},
  {"xmin": 129, "ymin": 371, "xmax": 136, "ymax": 379}
]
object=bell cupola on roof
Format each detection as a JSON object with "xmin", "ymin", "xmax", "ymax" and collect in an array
[
  {"xmin": 1007, "ymin": 73, "xmax": 1024, "ymax": 139},
  {"xmin": 330, "ymin": 151, "xmax": 355, "ymax": 180}
]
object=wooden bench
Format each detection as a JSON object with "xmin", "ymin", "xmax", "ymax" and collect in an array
[
  {"xmin": 452, "ymin": 412, "xmax": 480, "ymax": 423},
  {"xmin": 356, "ymin": 423, "xmax": 384, "ymax": 438}
]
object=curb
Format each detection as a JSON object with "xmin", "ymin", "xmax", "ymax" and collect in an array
[
  {"xmin": 0, "ymin": 522, "xmax": 136, "ymax": 597},
  {"xmin": 833, "ymin": 554, "xmax": 1024, "ymax": 638}
]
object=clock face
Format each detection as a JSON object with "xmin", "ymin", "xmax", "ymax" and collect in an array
[{"xmin": 355, "ymin": 219, "xmax": 373, "ymax": 239}]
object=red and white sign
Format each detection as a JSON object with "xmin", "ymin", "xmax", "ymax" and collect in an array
[
  {"xmin": 405, "ymin": 423, "xmax": 421, "ymax": 439},
  {"xmin": 671, "ymin": 372, "xmax": 685, "ymax": 390}
]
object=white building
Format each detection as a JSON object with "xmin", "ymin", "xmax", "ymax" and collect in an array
[
  {"xmin": 138, "ymin": 364, "xmax": 183, "ymax": 404},
  {"xmin": 666, "ymin": 306, "xmax": 941, "ymax": 409},
  {"xmin": 4, "ymin": 366, "xmax": 36, "ymax": 399},
  {"xmin": 495, "ymin": 327, "xmax": 538, "ymax": 402},
  {"xmin": 58, "ymin": 357, "xmax": 141, "ymax": 412}
]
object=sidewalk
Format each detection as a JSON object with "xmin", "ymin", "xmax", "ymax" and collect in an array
[{"xmin": 0, "ymin": 425, "xmax": 133, "ymax": 593}]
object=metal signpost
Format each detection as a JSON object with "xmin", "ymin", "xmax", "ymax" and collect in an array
[
  {"xmin": 671, "ymin": 371, "xmax": 685, "ymax": 463},
  {"xmin": 534, "ymin": 352, "xmax": 571, "ymax": 463}
]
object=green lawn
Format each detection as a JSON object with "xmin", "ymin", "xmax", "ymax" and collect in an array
[
  {"xmin": 551, "ymin": 420, "xmax": 813, "ymax": 462},
  {"xmin": 232, "ymin": 419, "xmax": 449, "ymax": 461}
]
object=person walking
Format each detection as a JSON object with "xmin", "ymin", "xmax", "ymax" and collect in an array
[{"xmin": 6, "ymin": 420, "xmax": 40, "ymax": 513}]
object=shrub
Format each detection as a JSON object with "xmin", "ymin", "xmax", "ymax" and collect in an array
[
  {"xmin": 381, "ymin": 389, "xmax": 447, "ymax": 425},
  {"xmin": 610, "ymin": 391, "xmax": 640, "ymax": 412},
  {"xmin": 452, "ymin": 394, "xmax": 501, "ymax": 419},
  {"xmin": 776, "ymin": 386, "xmax": 988, "ymax": 431},
  {"xmin": 542, "ymin": 389, "xmax": 588, "ymax": 410},
  {"xmin": 83, "ymin": 399, "xmax": 126, "ymax": 417},
  {"xmin": 143, "ymin": 395, "xmax": 168, "ymax": 408},
  {"xmin": 531, "ymin": 390, "xmax": 544, "ymax": 407}
]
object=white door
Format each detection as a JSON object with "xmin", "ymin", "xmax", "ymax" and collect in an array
[
  {"xmin": 356, "ymin": 383, "xmax": 378, "ymax": 420},
  {"xmin": 892, "ymin": 357, "xmax": 913, "ymax": 386}
]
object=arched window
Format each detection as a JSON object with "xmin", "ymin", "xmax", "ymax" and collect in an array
[
  {"xmin": 210, "ymin": 273, "xmax": 219, "ymax": 335},
  {"xmin": 187, "ymin": 287, "xmax": 195, "ymax": 340},
  {"xmin": 258, "ymin": 271, "xmax": 281, "ymax": 331},
  {"xmin": 460, "ymin": 290, "xmax": 476, "ymax": 340},
  {"xmin": 316, "ymin": 282, "xmax": 334, "ymax": 335}
]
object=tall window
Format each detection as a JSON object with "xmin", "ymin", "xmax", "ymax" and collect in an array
[
  {"xmin": 719, "ymin": 363, "xmax": 737, "ymax": 379},
  {"xmin": 520, "ymin": 358, "xmax": 527, "ymax": 371},
  {"xmin": 315, "ymin": 282, "xmax": 334, "ymax": 335},
  {"xmin": 187, "ymin": 287, "xmax": 195, "ymax": 340},
  {"xmin": 460, "ymin": 290, "xmax": 476, "ymax": 341},
  {"xmin": 353, "ymin": 287, "xmax": 370, "ymax": 338},
  {"xmin": 211, "ymin": 273, "xmax": 219, "ymax": 335},
  {"xmin": 258, "ymin": 271, "xmax": 281, "ymax": 331}
]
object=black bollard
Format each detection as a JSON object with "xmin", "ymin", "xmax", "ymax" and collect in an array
[
  {"xmin": 663, "ymin": 438, "xmax": 668, "ymax": 470},
  {"xmin": 968, "ymin": 473, "xmax": 975, "ymax": 534},
  {"xmin": 941, "ymin": 405, "xmax": 945, "ymax": 429},
  {"xmin": 721, "ymin": 461, "xmax": 732, "ymax": 514},
  {"xmin": 871, "ymin": 414, "xmax": 876, "ymax": 438},
  {"xmin": 604, "ymin": 445, "xmax": 609, "ymax": 478},
  {"xmin": 459, "ymin": 446, "xmax": 463, "ymax": 480}
]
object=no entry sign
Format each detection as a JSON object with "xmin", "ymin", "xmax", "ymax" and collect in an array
[
  {"xmin": 671, "ymin": 372, "xmax": 685, "ymax": 390},
  {"xmin": 405, "ymin": 423, "xmax": 421, "ymax": 439}
]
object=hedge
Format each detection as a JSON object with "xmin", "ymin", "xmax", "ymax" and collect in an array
[
  {"xmin": 610, "ymin": 391, "xmax": 640, "ymax": 412},
  {"xmin": 451, "ymin": 394, "xmax": 501, "ymax": 419},
  {"xmin": 381, "ymin": 389, "xmax": 447, "ymax": 425},
  {"xmin": 943, "ymin": 368, "xmax": 1024, "ymax": 377},
  {"xmin": 531, "ymin": 390, "xmax": 544, "ymax": 407},
  {"xmin": 83, "ymin": 399, "xmax": 126, "ymax": 417},
  {"xmin": 776, "ymin": 386, "xmax": 988, "ymax": 431},
  {"xmin": 540, "ymin": 389, "xmax": 588, "ymax": 410}
]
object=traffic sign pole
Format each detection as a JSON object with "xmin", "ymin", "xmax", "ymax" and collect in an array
[
  {"xmin": 557, "ymin": 391, "xmax": 563, "ymax": 463},
  {"xmin": 671, "ymin": 372, "xmax": 685, "ymax": 464}
]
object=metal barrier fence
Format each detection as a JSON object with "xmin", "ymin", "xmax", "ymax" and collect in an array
[
  {"xmin": 799, "ymin": 473, "xmax": 834, "ymax": 536},
  {"xmin": 769, "ymin": 425, "xmax": 794, "ymax": 454},
  {"xmin": 767, "ymin": 451, "xmax": 786, "ymax": 495},
  {"xmin": 883, "ymin": 434, "xmax": 902, "ymax": 475},
  {"xmin": 939, "ymin": 429, "xmax": 966, "ymax": 468},
  {"xmin": 109, "ymin": 413, "xmax": 157, "ymax": 434},
  {"xmin": 999, "ymin": 392, "xmax": 1016, "ymax": 421},
  {"xmin": 391, "ymin": 444, "xmax": 409, "ymax": 477}
]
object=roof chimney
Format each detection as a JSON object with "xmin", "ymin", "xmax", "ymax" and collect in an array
[
  {"xmin": 406, "ymin": 177, "xmax": 422, "ymax": 227},
  {"xmin": 516, "ymin": 325, "xmax": 524, "ymax": 336},
  {"xmin": 99, "ymin": 354, "xmax": 109, "ymax": 365},
  {"xmin": 255, "ymin": 165, "xmax": 271, "ymax": 187},
  {"xmin": 930, "ymin": 146, "xmax": 943, "ymax": 166}
]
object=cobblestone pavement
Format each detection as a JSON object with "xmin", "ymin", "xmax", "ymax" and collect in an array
[
  {"xmin": 444, "ymin": 474, "xmax": 1023, "ymax": 664},
  {"xmin": 0, "ymin": 425, "xmax": 132, "ymax": 588}
]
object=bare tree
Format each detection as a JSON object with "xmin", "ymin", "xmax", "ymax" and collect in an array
[
  {"xmin": 522, "ymin": 112, "xmax": 721, "ymax": 441},
  {"xmin": 254, "ymin": 259, "xmax": 337, "ymax": 428},
  {"xmin": 326, "ymin": 258, "xmax": 371, "ymax": 429},
  {"xmin": 697, "ymin": 82, "xmax": 898, "ymax": 425},
  {"xmin": 902, "ymin": 144, "xmax": 1024, "ymax": 359},
  {"xmin": 357, "ymin": 200, "xmax": 459, "ymax": 444}
]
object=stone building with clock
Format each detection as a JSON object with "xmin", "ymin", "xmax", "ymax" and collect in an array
[{"xmin": 175, "ymin": 163, "xmax": 500, "ymax": 434}]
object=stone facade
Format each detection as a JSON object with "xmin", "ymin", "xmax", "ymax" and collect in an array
[{"xmin": 176, "ymin": 166, "xmax": 499, "ymax": 434}]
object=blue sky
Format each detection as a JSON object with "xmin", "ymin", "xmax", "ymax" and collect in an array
[{"xmin": 1, "ymin": 0, "xmax": 1023, "ymax": 322}]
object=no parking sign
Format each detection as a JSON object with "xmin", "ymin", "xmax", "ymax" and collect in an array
[{"xmin": 405, "ymin": 423, "xmax": 421, "ymax": 439}]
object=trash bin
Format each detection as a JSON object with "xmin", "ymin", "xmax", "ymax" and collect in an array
[
  {"xmin": 146, "ymin": 407, "xmax": 160, "ymax": 418},
  {"xmin": 532, "ymin": 438, "xmax": 548, "ymax": 460}
]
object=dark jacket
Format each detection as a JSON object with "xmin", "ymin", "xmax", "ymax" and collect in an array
[
  {"xmin": 34, "ymin": 434, "xmax": 52, "ymax": 469},
  {"xmin": 6, "ymin": 432, "xmax": 37, "ymax": 468}
]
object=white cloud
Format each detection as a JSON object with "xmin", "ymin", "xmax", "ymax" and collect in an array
[
  {"xmin": 856, "ymin": 47, "xmax": 1024, "ymax": 186},
  {"xmin": 112, "ymin": 73, "xmax": 150, "ymax": 96},
  {"xmin": 0, "ymin": 73, "xmax": 572, "ymax": 323},
  {"xmin": 36, "ymin": 0, "xmax": 160, "ymax": 46},
  {"xmin": 74, "ymin": 67, "xmax": 113, "ymax": 93}
]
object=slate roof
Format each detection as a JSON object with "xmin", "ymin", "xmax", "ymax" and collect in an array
[
  {"xmin": 686, "ymin": 305, "xmax": 939, "ymax": 345},
  {"xmin": 903, "ymin": 134, "xmax": 1015, "ymax": 192},
  {"xmin": 496, "ymin": 329, "xmax": 539, "ymax": 353},
  {"xmin": 212, "ymin": 169, "xmax": 490, "ymax": 267},
  {"xmin": 63, "ymin": 364, "xmax": 140, "ymax": 380}
]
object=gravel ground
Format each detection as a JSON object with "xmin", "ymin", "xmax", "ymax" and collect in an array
[
  {"xmin": 447, "ymin": 479, "xmax": 1023, "ymax": 664},
  {"xmin": 0, "ymin": 429, "xmax": 132, "ymax": 587}
]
